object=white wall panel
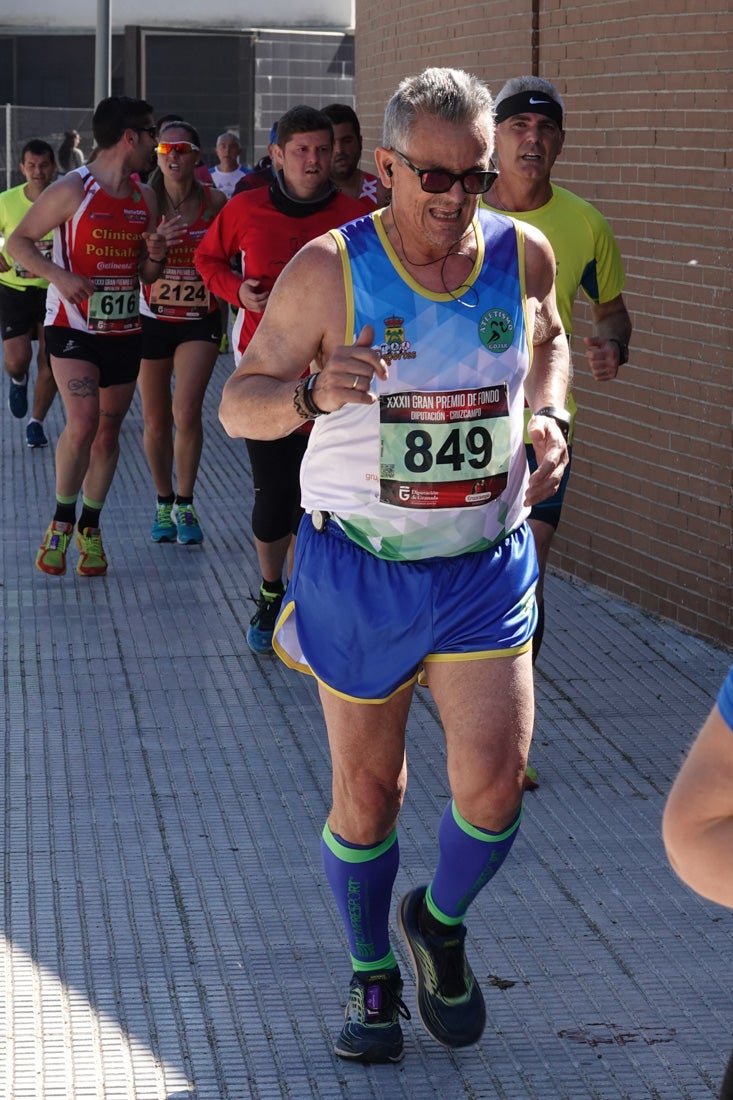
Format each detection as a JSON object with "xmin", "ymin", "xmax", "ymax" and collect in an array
[{"xmin": 0, "ymin": 1, "xmax": 353, "ymax": 31}]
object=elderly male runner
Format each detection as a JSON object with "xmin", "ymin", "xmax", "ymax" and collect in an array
[{"xmin": 220, "ymin": 67, "xmax": 569, "ymax": 1063}]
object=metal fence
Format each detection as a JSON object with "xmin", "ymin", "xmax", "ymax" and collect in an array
[{"xmin": 2, "ymin": 104, "xmax": 94, "ymax": 189}]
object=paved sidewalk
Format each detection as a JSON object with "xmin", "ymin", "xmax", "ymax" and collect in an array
[{"xmin": 1, "ymin": 351, "xmax": 732, "ymax": 1100}]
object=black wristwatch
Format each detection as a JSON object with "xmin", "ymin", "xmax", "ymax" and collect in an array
[
  {"xmin": 608, "ymin": 338, "xmax": 629, "ymax": 366},
  {"xmin": 533, "ymin": 406, "xmax": 571, "ymax": 442}
]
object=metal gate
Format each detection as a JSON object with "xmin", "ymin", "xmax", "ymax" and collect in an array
[{"xmin": 2, "ymin": 104, "xmax": 94, "ymax": 189}]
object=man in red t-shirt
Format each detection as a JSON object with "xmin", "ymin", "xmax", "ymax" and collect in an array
[{"xmin": 196, "ymin": 105, "xmax": 365, "ymax": 654}]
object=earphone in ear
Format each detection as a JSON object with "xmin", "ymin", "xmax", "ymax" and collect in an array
[{"xmin": 386, "ymin": 165, "xmax": 393, "ymax": 177}]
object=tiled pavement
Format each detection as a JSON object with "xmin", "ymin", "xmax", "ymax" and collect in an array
[{"xmin": 1, "ymin": 349, "xmax": 732, "ymax": 1099}]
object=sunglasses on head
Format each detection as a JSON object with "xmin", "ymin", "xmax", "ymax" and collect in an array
[
  {"xmin": 133, "ymin": 125, "xmax": 157, "ymax": 139},
  {"xmin": 156, "ymin": 141, "xmax": 200, "ymax": 156},
  {"xmin": 390, "ymin": 148, "xmax": 495, "ymax": 195}
]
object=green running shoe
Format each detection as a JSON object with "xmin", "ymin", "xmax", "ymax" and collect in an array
[
  {"xmin": 174, "ymin": 503, "xmax": 204, "ymax": 545},
  {"xmin": 151, "ymin": 501, "xmax": 177, "ymax": 543},
  {"xmin": 36, "ymin": 520, "xmax": 72, "ymax": 576},
  {"xmin": 75, "ymin": 526, "xmax": 108, "ymax": 576}
]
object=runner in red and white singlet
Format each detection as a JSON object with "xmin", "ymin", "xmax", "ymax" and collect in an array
[{"xmin": 8, "ymin": 94, "xmax": 185, "ymax": 578}]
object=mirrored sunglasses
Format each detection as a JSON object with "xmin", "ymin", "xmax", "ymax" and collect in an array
[
  {"xmin": 156, "ymin": 141, "xmax": 199, "ymax": 156},
  {"xmin": 391, "ymin": 148, "xmax": 495, "ymax": 195}
]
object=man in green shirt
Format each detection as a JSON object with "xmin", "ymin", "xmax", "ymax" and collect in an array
[
  {"xmin": 0, "ymin": 139, "xmax": 58, "ymax": 446},
  {"xmin": 484, "ymin": 76, "xmax": 632, "ymax": 666}
]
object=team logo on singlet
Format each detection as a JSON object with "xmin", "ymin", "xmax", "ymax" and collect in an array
[
  {"xmin": 478, "ymin": 308, "xmax": 514, "ymax": 354},
  {"xmin": 379, "ymin": 315, "xmax": 416, "ymax": 364}
]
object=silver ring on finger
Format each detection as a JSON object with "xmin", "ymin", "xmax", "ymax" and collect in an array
[{"xmin": 352, "ymin": 375, "xmax": 359, "ymax": 389}]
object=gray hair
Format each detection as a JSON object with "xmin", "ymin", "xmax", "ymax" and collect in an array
[
  {"xmin": 383, "ymin": 67, "xmax": 494, "ymax": 150},
  {"xmin": 494, "ymin": 76, "xmax": 565, "ymax": 116}
]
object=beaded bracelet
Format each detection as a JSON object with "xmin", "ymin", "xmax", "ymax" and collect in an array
[{"xmin": 293, "ymin": 374, "xmax": 329, "ymax": 420}]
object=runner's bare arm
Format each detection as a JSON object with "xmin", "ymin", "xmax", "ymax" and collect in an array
[
  {"xmin": 584, "ymin": 294, "xmax": 632, "ymax": 381},
  {"xmin": 219, "ymin": 233, "xmax": 388, "ymax": 440},
  {"xmin": 521, "ymin": 224, "xmax": 571, "ymax": 505},
  {"xmin": 522, "ymin": 224, "xmax": 568, "ymax": 412},
  {"xmin": 0, "ymin": 211, "xmax": 11, "ymax": 272},
  {"xmin": 663, "ymin": 702, "xmax": 733, "ymax": 908}
]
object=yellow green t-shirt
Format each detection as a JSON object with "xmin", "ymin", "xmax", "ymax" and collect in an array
[
  {"xmin": 482, "ymin": 183, "xmax": 626, "ymax": 437},
  {"xmin": 0, "ymin": 184, "xmax": 51, "ymax": 290},
  {"xmin": 482, "ymin": 183, "xmax": 626, "ymax": 338}
]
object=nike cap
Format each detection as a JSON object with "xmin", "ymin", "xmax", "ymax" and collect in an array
[{"xmin": 495, "ymin": 90, "xmax": 563, "ymax": 128}]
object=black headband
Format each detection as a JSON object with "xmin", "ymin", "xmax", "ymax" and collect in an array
[{"xmin": 495, "ymin": 91, "xmax": 563, "ymax": 128}]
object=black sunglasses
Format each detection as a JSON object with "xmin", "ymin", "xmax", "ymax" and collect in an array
[
  {"xmin": 133, "ymin": 126, "xmax": 157, "ymax": 139},
  {"xmin": 390, "ymin": 148, "xmax": 495, "ymax": 195}
]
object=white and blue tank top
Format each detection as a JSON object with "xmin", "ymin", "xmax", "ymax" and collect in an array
[{"xmin": 300, "ymin": 207, "xmax": 533, "ymax": 561}]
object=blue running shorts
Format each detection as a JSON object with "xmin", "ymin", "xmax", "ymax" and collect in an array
[{"xmin": 273, "ymin": 516, "xmax": 538, "ymax": 703}]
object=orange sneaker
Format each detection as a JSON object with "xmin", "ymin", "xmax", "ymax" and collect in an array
[
  {"xmin": 36, "ymin": 520, "xmax": 72, "ymax": 576},
  {"xmin": 75, "ymin": 526, "xmax": 108, "ymax": 576}
]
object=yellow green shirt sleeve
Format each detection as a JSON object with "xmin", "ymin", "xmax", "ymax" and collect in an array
[
  {"xmin": 482, "ymin": 184, "xmax": 626, "ymax": 338},
  {"xmin": 0, "ymin": 184, "xmax": 51, "ymax": 290}
]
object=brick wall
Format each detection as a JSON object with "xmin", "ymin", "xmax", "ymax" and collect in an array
[{"xmin": 355, "ymin": 0, "xmax": 732, "ymax": 646}]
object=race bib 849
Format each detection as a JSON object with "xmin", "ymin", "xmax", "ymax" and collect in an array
[{"xmin": 378, "ymin": 384, "xmax": 511, "ymax": 509}]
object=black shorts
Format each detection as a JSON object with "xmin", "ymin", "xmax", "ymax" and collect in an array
[
  {"xmin": 141, "ymin": 312, "xmax": 222, "ymax": 360},
  {"xmin": 44, "ymin": 326, "xmax": 142, "ymax": 387},
  {"xmin": 0, "ymin": 283, "xmax": 47, "ymax": 341}
]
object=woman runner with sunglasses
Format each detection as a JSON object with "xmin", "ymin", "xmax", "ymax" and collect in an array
[{"xmin": 138, "ymin": 121, "xmax": 227, "ymax": 545}]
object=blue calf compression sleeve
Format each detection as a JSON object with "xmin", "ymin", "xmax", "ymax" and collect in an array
[
  {"xmin": 428, "ymin": 800, "xmax": 522, "ymax": 925},
  {"xmin": 321, "ymin": 824, "xmax": 399, "ymax": 972}
]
